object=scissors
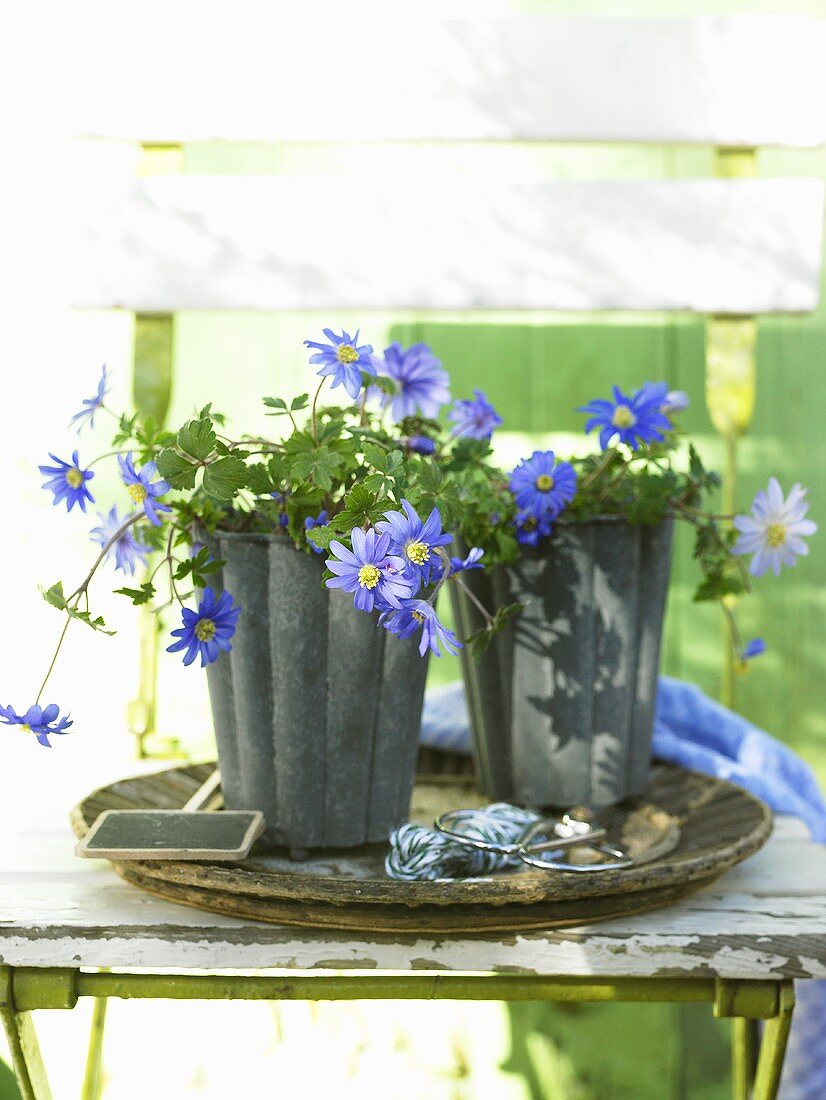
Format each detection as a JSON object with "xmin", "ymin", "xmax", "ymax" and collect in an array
[{"xmin": 434, "ymin": 808, "xmax": 635, "ymax": 872}]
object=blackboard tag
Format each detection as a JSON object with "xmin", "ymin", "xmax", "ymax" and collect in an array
[{"xmin": 75, "ymin": 808, "xmax": 265, "ymax": 861}]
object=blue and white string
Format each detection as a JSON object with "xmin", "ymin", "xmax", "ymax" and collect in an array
[{"xmin": 386, "ymin": 803, "xmax": 540, "ymax": 881}]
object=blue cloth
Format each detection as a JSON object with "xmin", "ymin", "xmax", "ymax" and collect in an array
[{"xmin": 420, "ymin": 676, "xmax": 826, "ymax": 1100}]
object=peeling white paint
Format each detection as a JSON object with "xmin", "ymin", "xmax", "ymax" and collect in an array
[{"xmin": 1, "ymin": 817, "xmax": 824, "ymax": 980}]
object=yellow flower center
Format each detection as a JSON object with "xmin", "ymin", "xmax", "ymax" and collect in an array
[
  {"xmin": 337, "ymin": 344, "xmax": 359, "ymax": 365},
  {"xmin": 535, "ymin": 474, "xmax": 554, "ymax": 492},
  {"xmin": 412, "ymin": 611, "xmax": 425, "ymax": 623},
  {"xmin": 66, "ymin": 469, "xmax": 83, "ymax": 488},
  {"xmin": 766, "ymin": 523, "xmax": 787, "ymax": 548},
  {"xmin": 406, "ymin": 541, "xmax": 430, "ymax": 564},
  {"xmin": 20, "ymin": 723, "xmax": 31, "ymax": 734},
  {"xmin": 128, "ymin": 483, "xmax": 148, "ymax": 504},
  {"xmin": 195, "ymin": 619, "xmax": 216, "ymax": 642},
  {"xmin": 612, "ymin": 406, "xmax": 636, "ymax": 429},
  {"xmin": 358, "ymin": 564, "xmax": 381, "ymax": 589}
]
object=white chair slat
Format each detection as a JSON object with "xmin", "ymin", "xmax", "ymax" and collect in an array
[
  {"xmin": 71, "ymin": 177, "xmax": 824, "ymax": 314},
  {"xmin": 68, "ymin": 14, "xmax": 826, "ymax": 147}
]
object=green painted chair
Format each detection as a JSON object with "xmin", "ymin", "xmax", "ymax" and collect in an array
[{"xmin": 54, "ymin": 12, "xmax": 826, "ymax": 1100}]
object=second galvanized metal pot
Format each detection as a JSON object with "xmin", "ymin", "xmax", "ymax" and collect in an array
[
  {"xmin": 450, "ymin": 517, "xmax": 674, "ymax": 809},
  {"xmin": 203, "ymin": 532, "xmax": 429, "ymax": 851}
]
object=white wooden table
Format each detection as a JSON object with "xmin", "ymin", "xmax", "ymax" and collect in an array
[{"xmin": 1, "ymin": 813, "xmax": 825, "ymax": 1100}]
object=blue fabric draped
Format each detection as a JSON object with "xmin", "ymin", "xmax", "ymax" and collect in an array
[{"xmin": 418, "ymin": 677, "xmax": 826, "ymax": 1100}]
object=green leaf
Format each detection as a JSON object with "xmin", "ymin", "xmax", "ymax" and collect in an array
[
  {"xmin": 177, "ymin": 417, "xmax": 217, "ymax": 462},
  {"xmin": 40, "ymin": 581, "xmax": 68, "ymax": 610},
  {"xmin": 290, "ymin": 448, "xmax": 344, "ymax": 492},
  {"xmin": 332, "ymin": 484, "xmax": 388, "ymax": 532},
  {"xmin": 156, "ymin": 448, "xmax": 199, "ymax": 490},
  {"xmin": 202, "ymin": 456, "xmax": 248, "ymax": 500},
  {"xmin": 114, "ymin": 582, "xmax": 156, "ymax": 606},
  {"xmin": 263, "ymin": 396, "xmax": 287, "ymax": 411},
  {"xmin": 305, "ymin": 523, "xmax": 336, "ymax": 551},
  {"xmin": 290, "ymin": 394, "xmax": 309, "ymax": 412},
  {"xmin": 67, "ymin": 609, "xmax": 116, "ymax": 635},
  {"xmin": 362, "ymin": 442, "xmax": 389, "ymax": 471},
  {"xmin": 39, "ymin": 582, "xmax": 115, "ymax": 633}
]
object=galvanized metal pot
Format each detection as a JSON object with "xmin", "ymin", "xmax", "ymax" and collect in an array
[
  {"xmin": 202, "ymin": 532, "xmax": 429, "ymax": 850},
  {"xmin": 450, "ymin": 517, "xmax": 674, "ymax": 809}
]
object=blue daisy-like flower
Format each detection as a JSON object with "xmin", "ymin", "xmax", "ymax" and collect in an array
[
  {"xmin": 514, "ymin": 510, "xmax": 554, "ymax": 547},
  {"xmin": 509, "ymin": 451, "xmax": 577, "ymax": 521},
  {"xmin": 304, "ymin": 509, "xmax": 329, "ymax": 554},
  {"xmin": 742, "ymin": 638, "xmax": 766, "ymax": 661},
  {"xmin": 166, "ymin": 588, "xmax": 242, "ymax": 668},
  {"xmin": 732, "ymin": 478, "xmax": 818, "ymax": 577},
  {"xmin": 118, "ymin": 452, "xmax": 172, "ymax": 527},
  {"xmin": 579, "ymin": 384, "xmax": 673, "ymax": 451},
  {"xmin": 449, "ymin": 547, "xmax": 484, "ymax": 574},
  {"xmin": 305, "ymin": 328, "xmax": 375, "ymax": 402},
  {"xmin": 405, "ymin": 434, "xmax": 436, "ymax": 455},
  {"xmin": 376, "ymin": 499, "xmax": 453, "ymax": 585},
  {"xmin": 449, "ymin": 390, "xmax": 503, "ymax": 441},
  {"xmin": 381, "ymin": 600, "xmax": 462, "ymax": 658},
  {"xmin": 374, "ymin": 342, "xmax": 450, "ymax": 422},
  {"xmin": 325, "ymin": 528, "xmax": 415, "ymax": 613},
  {"xmin": 90, "ymin": 506, "xmax": 150, "ymax": 575},
  {"xmin": 39, "ymin": 450, "xmax": 95, "ymax": 512},
  {"xmin": 0, "ymin": 702, "xmax": 73, "ymax": 747},
  {"xmin": 70, "ymin": 365, "xmax": 110, "ymax": 432}
]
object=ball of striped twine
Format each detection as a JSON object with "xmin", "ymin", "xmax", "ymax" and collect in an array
[{"xmin": 385, "ymin": 803, "xmax": 540, "ymax": 881}]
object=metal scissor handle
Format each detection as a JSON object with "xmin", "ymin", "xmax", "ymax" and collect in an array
[{"xmin": 434, "ymin": 808, "xmax": 635, "ymax": 872}]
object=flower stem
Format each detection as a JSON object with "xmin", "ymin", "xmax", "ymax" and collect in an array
[
  {"xmin": 310, "ymin": 378, "xmax": 326, "ymax": 443},
  {"xmin": 579, "ymin": 448, "xmax": 620, "ymax": 491},
  {"xmin": 35, "ymin": 513, "xmax": 144, "ymax": 704},
  {"xmin": 451, "ymin": 573, "xmax": 495, "ymax": 625},
  {"xmin": 33, "ymin": 616, "xmax": 72, "ymax": 706},
  {"xmin": 67, "ymin": 513, "xmax": 144, "ymax": 602}
]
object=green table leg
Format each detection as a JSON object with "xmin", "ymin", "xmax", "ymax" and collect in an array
[
  {"xmin": 732, "ymin": 1016, "xmax": 759, "ymax": 1100},
  {"xmin": 0, "ymin": 970, "xmax": 52, "ymax": 1100},
  {"xmin": 80, "ymin": 997, "xmax": 108, "ymax": 1100},
  {"xmin": 752, "ymin": 984, "xmax": 795, "ymax": 1100}
]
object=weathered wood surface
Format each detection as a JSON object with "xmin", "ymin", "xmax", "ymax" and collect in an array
[
  {"xmin": 1, "ymin": 794, "xmax": 824, "ymax": 977},
  {"xmin": 67, "ymin": 14, "xmax": 826, "ymax": 146},
  {"xmin": 70, "ymin": 178, "xmax": 824, "ymax": 314},
  {"xmin": 65, "ymin": 763, "xmax": 772, "ymax": 935}
]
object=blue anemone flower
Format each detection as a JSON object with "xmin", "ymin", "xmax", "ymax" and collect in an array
[
  {"xmin": 305, "ymin": 328, "xmax": 375, "ymax": 402},
  {"xmin": 0, "ymin": 703, "xmax": 73, "ymax": 747},
  {"xmin": 406, "ymin": 435, "xmax": 436, "ymax": 455},
  {"xmin": 579, "ymin": 385, "xmax": 672, "ymax": 452},
  {"xmin": 304, "ymin": 509, "xmax": 329, "ymax": 554},
  {"xmin": 70, "ymin": 365, "xmax": 110, "ymax": 432},
  {"xmin": 376, "ymin": 499, "xmax": 452, "ymax": 585},
  {"xmin": 449, "ymin": 390, "xmax": 503, "ymax": 441},
  {"xmin": 509, "ymin": 451, "xmax": 577, "ymax": 521},
  {"xmin": 325, "ymin": 528, "xmax": 414, "ymax": 613},
  {"xmin": 166, "ymin": 588, "xmax": 241, "ymax": 668},
  {"xmin": 514, "ymin": 510, "xmax": 554, "ymax": 547},
  {"xmin": 381, "ymin": 601, "xmax": 462, "ymax": 658},
  {"xmin": 449, "ymin": 547, "xmax": 484, "ymax": 574},
  {"xmin": 374, "ymin": 342, "xmax": 450, "ymax": 421},
  {"xmin": 732, "ymin": 478, "xmax": 817, "ymax": 577},
  {"xmin": 118, "ymin": 453, "xmax": 172, "ymax": 527},
  {"xmin": 742, "ymin": 638, "xmax": 766, "ymax": 660},
  {"xmin": 90, "ymin": 506, "xmax": 150, "ymax": 575},
  {"xmin": 39, "ymin": 450, "xmax": 95, "ymax": 512}
]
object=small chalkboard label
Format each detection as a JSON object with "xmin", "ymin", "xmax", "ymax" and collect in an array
[{"xmin": 76, "ymin": 809, "xmax": 265, "ymax": 861}]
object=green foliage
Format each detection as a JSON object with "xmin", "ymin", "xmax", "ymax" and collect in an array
[
  {"xmin": 40, "ymin": 581, "xmax": 115, "ymax": 634},
  {"xmin": 114, "ymin": 582, "xmax": 156, "ymax": 606}
]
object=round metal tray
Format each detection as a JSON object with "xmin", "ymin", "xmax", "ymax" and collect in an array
[{"xmin": 71, "ymin": 761, "xmax": 772, "ymax": 933}]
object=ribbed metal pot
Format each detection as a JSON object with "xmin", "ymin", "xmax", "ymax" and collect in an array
[
  {"xmin": 202, "ymin": 532, "xmax": 429, "ymax": 851},
  {"xmin": 450, "ymin": 517, "xmax": 674, "ymax": 809}
]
